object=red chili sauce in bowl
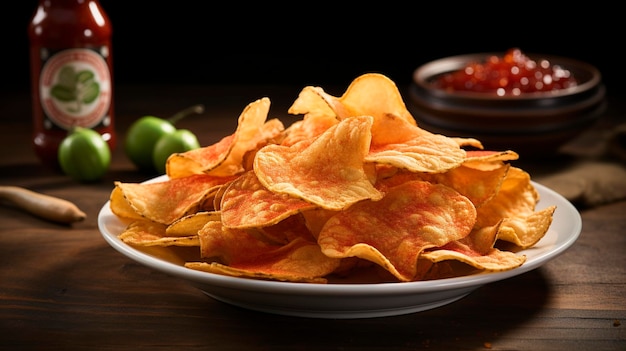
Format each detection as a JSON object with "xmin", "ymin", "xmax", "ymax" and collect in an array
[{"xmin": 432, "ymin": 48, "xmax": 578, "ymax": 96}]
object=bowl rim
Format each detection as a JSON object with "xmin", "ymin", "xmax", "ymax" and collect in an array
[
  {"xmin": 407, "ymin": 82, "xmax": 607, "ymax": 118},
  {"xmin": 413, "ymin": 52, "xmax": 602, "ymax": 101}
]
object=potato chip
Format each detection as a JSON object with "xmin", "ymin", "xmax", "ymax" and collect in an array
[
  {"xmin": 452, "ymin": 137, "xmax": 484, "ymax": 149},
  {"xmin": 166, "ymin": 98, "xmax": 284, "ymax": 178},
  {"xmin": 283, "ymin": 86, "xmax": 342, "ymax": 146},
  {"xmin": 211, "ymin": 180, "xmax": 235, "ymax": 211},
  {"xmin": 220, "ymin": 170, "xmax": 316, "ymax": 229},
  {"xmin": 463, "ymin": 150, "xmax": 520, "ymax": 171},
  {"xmin": 420, "ymin": 221, "xmax": 527, "ymax": 273},
  {"xmin": 254, "ymin": 115, "xmax": 382, "ymax": 210},
  {"xmin": 419, "ymin": 163, "xmax": 510, "ymax": 208},
  {"xmin": 166, "ymin": 211, "xmax": 221, "ymax": 237},
  {"xmin": 373, "ymin": 168, "xmax": 422, "ymax": 194},
  {"xmin": 300, "ymin": 207, "xmax": 339, "ymax": 239},
  {"xmin": 119, "ymin": 220, "xmax": 200, "ymax": 247},
  {"xmin": 421, "ymin": 244, "xmax": 526, "ymax": 272},
  {"xmin": 239, "ymin": 119, "xmax": 287, "ymax": 173},
  {"xmin": 366, "ymin": 132, "xmax": 467, "ymax": 174},
  {"xmin": 318, "ymin": 180, "xmax": 477, "ymax": 281},
  {"xmin": 287, "ymin": 86, "xmax": 338, "ymax": 122},
  {"xmin": 255, "ymin": 212, "xmax": 317, "ymax": 245},
  {"xmin": 166, "ymin": 134, "xmax": 235, "ymax": 179},
  {"xmin": 186, "ymin": 221, "xmax": 340, "ymax": 283},
  {"xmin": 475, "ymin": 167, "xmax": 539, "ymax": 229},
  {"xmin": 497, "ymin": 205, "xmax": 556, "ymax": 248},
  {"xmin": 333, "ymin": 73, "xmax": 417, "ymax": 127},
  {"xmin": 280, "ymin": 115, "xmax": 339, "ymax": 147},
  {"xmin": 109, "ymin": 186, "xmax": 145, "ymax": 222},
  {"xmin": 111, "ymin": 174, "xmax": 235, "ymax": 225}
]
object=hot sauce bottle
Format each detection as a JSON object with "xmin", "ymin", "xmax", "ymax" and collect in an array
[{"xmin": 28, "ymin": 0, "xmax": 116, "ymax": 170}]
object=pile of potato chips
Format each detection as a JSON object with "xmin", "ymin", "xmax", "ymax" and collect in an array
[{"xmin": 110, "ymin": 73, "xmax": 555, "ymax": 284}]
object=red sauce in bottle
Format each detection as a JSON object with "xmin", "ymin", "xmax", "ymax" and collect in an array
[
  {"xmin": 433, "ymin": 48, "xmax": 578, "ymax": 96},
  {"xmin": 28, "ymin": 0, "xmax": 116, "ymax": 170}
]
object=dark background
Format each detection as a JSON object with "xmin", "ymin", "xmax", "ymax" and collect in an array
[{"xmin": 2, "ymin": 2, "xmax": 622, "ymax": 96}]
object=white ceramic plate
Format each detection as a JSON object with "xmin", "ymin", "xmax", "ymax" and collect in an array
[{"xmin": 98, "ymin": 177, "xmax": 581, "ymax": 319}]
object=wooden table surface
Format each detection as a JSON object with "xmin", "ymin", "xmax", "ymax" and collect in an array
[{"xmin": 1, "ymin": 84, "xmax": 624, "ymax": 350}]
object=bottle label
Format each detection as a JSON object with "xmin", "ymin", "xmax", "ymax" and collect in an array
[{"xmin": 39, "ymin": 47, "xmax": 112, "ymax": 130}]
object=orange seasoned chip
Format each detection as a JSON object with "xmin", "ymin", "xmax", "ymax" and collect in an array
[
  {"xmin": 334, "ymin": 73, "xmax": 417, "ymax": 127},
  {"xmin": 119, "ymin": 220, "xmax": 166, "ymax": 244},
  {"xmin": 281, "ymin": 115, "xmax": 338, "ymax": 147},
  {"xmin": 468, "ymin": 167, "xmax": 555, "ymax": 251},
  {"xmin": 421, "ymin": 222, "xmax": 526, "ymax": 272},
  {"xmin": 463, "ymin": 150, "xmax": 520, "ymax": 171},
  {"xmin": 255, "ymin": 212, "xmax": 317, "ymax": 245},
  {"xmin": 109, "ymin": 186, "xmax": 145, "ymax": 222},
  {"xmin": 119, "ymin": 220, "xmax": 200, "ymax": 247},
  {"xmin": 421, "ymin": 245, "xmax": 526, "ymax": 272},
  {"xmin": 220, "ymin": 170, "xmax": 316, "ymax": 229},
  {"xmin": 475, "ymin": 167, "xmax": 539, "ymax": 228},
  {"xmin": 287, "ymin": 86, "xmax": 338, "ymax": 121},
  {"xmin": 254, "ymin": 115, "xmax": 382, "ymax": 210},
  {"xmin": 318, "ymin": 180, "xmax": 477, "ymax": 281},
  {"xmin": 166, "ymin": 211, "xmax": 221, "ymax": 237},
  {"xmin": 497, "ymin": 205, "xmax": 556, "ymax": 249},
  {"xmin": 420, "ymin": 163, "xmax": 510, "ymax": 208},
  {"xmin": 284, "ymin": 86, "xmax": 339, "ymax": 145},
  {"xmin": 166, "ymin": 134, "xmax": 235, "ymax": 179},
  {"xmin": 111, "ymin": 174, "xmax": 235, "ymax": 225},
  {"xmin": 373, "ymin": 168, "xmax": 423, "ymax": 193},
  {"xmin": 300, "ymin": 207, "xmax": 339, "ymax": 239},
  {"xmin": 368, "ymin": 112, "xmax": 432, "ymax": 146},
  {"xmin": 366, "ymin": 132, "xmax": 467, "ymax": 174},
  {"xmin": 466, "ymin": 150, "xmax": 519, "ymax": 161},
  {"xmin": 186, "ymin": 221, "xmax": 340, "ymax": 283},
  {"xmin": 166, "ymin": 98, "xmax": 284, "ymax": 178},
  {"xmin": 237, "ymin": 118, "xmax": 286, "ymax": 168},
  {"xmin": 452, "ymin": 137, "xmax": 484, "ymax": 149}
]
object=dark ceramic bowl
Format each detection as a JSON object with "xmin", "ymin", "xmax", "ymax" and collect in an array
[{"xmin": 407, "ymin": 52, "xmax": 606, "ymax": 158}]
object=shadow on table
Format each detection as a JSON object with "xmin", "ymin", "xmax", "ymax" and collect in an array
[{"xmin": 208, "ymin": 269, "xmax": 551, "ymax": 350}]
